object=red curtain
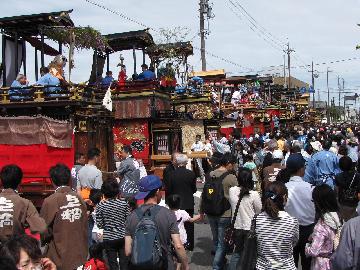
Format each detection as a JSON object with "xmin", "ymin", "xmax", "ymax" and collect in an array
[
  {"xmin": 220, "ymin": 127, "xmax": 234, "ymax": 139},
  {"xmin": 0, "ymin": 144, "xmax": 74, "ymax": 184}
]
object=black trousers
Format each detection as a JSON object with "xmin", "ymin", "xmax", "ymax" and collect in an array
[
  {"xmin": 184, "ymin": 209, "xmax": 194, "ymax": 251},
  {"xmin": 293, "ymin": 224, "xmax": 314, "ymax": 270},
  {"xmin": 103, "ymin": 238, "xmax": 129, "ymax": 270}
]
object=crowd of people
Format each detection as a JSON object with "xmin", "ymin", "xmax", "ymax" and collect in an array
[{"xmin": 0, "ymin": 124, "xmax": 359, "ymax": 270}]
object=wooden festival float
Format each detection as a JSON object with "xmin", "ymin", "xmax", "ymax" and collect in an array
[{"xmin": 0, "ymin": 10, "xmax": 114, "ymax": 206}]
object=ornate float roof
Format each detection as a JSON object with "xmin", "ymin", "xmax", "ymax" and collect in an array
[
  {"xmin": 0, "ymin": 10, "xmax": 74, "ymax": 37},
  {"xmin": 104, "ymin": 29, "xmax": 154, "ymax": 52}
]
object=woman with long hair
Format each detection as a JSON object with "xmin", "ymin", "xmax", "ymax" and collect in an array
[
  {"xmin": 228, "ymin": 167, "xmax": 262, "ymax": 269},
  {"xmin": 335, "ymin": 156, "xmax": 360, "ymax": 221},
  {"xmin": 305, "ymin": 185, "xmax": 341, "ymax": 270},
  {"xmin": 255, "ymin": 181, "xmax": 299, "ymax": 270}
]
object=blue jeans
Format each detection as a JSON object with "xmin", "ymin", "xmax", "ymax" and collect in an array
[
  {"xmin": 228, "ymin": 229, "xmax": 249, "ymax": 270},
  {"xmin": 208, "ymin": 216, "xmax": 231, "ymax": 270}
]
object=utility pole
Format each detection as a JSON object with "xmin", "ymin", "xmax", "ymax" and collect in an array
[
  {"xmin": 338, "ymin": 76, "xmax": 341, "ymax": 107},
  {"xmin": 284, "ymin": 43, "xmax": 294, "ymax": 91},
  {"xmin": 326, "ymin": 67, "xmax": 332, "ymax": 123},
  {"xmin": 342, "ymin": 78, "xmax": 345, "ymax": 120},
  {"xmin": 200, "ymin": 0, "xmax": 206, "ymax": 71},
  {"xmin": 283, "ymin": 54, "xmax": 286, "ymax": 88},
  {"xmin": 311, "ymin": 61, "xmax": 315, "ymax": 108},
  {"xmin": 199, "ymin": 0, "xmax": 214, "ymax": 71}
]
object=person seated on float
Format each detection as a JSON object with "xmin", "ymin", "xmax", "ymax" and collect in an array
[
  {"xmin": 9, "ymin": 74, "xmax": 31, "ymax": 100},
  {"xmin": 36, "ymin": 67, "xmax": 61, "ymax": 95},
  {"xmin": 137, "ymin": 64, "xmax": 156, "ymax": 80},
  {"xmin": 117, "ymin": 65, "xmax": 127, "ymax": 90},
  {"xmin": 101, "ymin": 71, "xmax": 114, "ymax": 88},
  {"xmin": 189, "ymin": 76, "xmax": 204, "ymax": 95}
]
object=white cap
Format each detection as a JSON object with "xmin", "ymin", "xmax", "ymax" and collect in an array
[
  {"xmin": 310, "ymin": 141, "xmax": 322, "ymax": 152},
  {"xmin": 272, "ymin": 149, "xmax": 284, "ymax": 160}
]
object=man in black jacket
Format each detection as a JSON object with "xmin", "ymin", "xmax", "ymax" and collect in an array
[
  {"xmin": 166, "ymin": 154, "xmax": 197, "ymax": 250},
  {"xmin": 163, "ymin": 152, "xmax": 179, "ymax": 197}
]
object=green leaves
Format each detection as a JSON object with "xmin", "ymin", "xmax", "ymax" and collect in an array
[{"xmin": 44, "ymin": 26, "xmax": 109, "ymax": 52}]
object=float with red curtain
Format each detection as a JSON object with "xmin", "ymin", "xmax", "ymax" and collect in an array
[{"xmin": 0, "ymin": 116, "xmax": 74, "ymax": 207}]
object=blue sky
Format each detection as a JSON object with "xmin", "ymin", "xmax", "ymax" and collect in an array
[{"xmin": 2, "ymin": 0, "xmax": 360, "ymax": 105}]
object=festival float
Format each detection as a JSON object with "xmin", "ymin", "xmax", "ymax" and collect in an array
[{"xmin": 0, "ymin": 10, "xmax": 114, "ymax": 206}]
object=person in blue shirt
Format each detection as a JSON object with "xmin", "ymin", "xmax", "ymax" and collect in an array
[
  {"xmin": 9, "ymin": 74, "xmax": 31, "ymax": 100},
  {"xmin": 137, "ymin": 64, "xmax": 155, "ymax": 80},
  {"xmin": 10, "ymin": 74, "xmax": 28, "ymax": 88},
  {"xmin": 101, "ymin": 71, "xmax": 114, "ymax": 87},
  {"xmin": 304, "ymin": 139, "xmax": 340, "ymax": 188},
  {"xmin": 36, "ymin": 67, "xmax": 61, "ymax": 94}
]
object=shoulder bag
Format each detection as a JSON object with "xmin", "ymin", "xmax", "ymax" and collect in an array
[
  {"xmin": 237, "ymin": 214, "xmax": 258, "ymax": 270},
  {"xmin": 343, "ymin": 172, "xmax": 358, "ymax": 201},
  {"xmin": 224, "ymin": 190, "xmax": 243, "ymax": 251}
]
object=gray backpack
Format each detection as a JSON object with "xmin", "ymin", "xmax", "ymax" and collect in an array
[{"xmin": 130, "ymin": 205, "xmax": 166, "ymax": 270}]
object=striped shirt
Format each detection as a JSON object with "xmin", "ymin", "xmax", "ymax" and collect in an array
[
  {"xmin": 255, "ymin": 211, "xmax": 299, "ymax": 270},
  {"xmin": 96, "ymin": 198, "xmax": 130, "ymax": 241}
]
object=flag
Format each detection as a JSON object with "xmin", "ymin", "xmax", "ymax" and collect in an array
[{"xmin": 102, "ymin": 87, "xmax": 112, "ymax": 111}]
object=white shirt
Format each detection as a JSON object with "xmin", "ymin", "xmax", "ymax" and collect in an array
[
  {"xmin": 203, "ymin": 142, "xmax": 213, "ymax": 156},
  {"xmin": 285, "ymin": 176, "xmax": 316, "ymax": 226},
  {"xmin": 229, "ymin": 187, "xmax": 262, "ymax": 230},
  {"xmin": 191, "ymin": 141, "xmax": 204, "ymax": 152},
  {"xmin": 174, "ymin": 209, "xmax": 191, "ymax": 244}
]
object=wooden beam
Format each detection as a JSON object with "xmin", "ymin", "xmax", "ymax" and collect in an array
[
  {"xmin": 22, "ymin": 40, "xmax": 26, "ymax": 77},
  {"xmin": 133, "ymin": 45, "xmax": 136, "ymax": 75},
  {"xmin": 2, "ymin": 35, "xmax": 7, "ymax": 86},
  {"xmin": 14, "ymin": 32, "xmax": 19, "ymax": 76},
  {"xmin": 40, "ymin": 28, "xmax": 45, "ymax": 68},
  {"xmin": 106, "ymin": 52, "xmax": 110, "ymax": 73},
  {"xmin": 34, "ymin": 49, "xmax": 39, "ymax": 81}
]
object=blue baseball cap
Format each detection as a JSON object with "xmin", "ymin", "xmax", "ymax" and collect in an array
[
  {"xmin": 286, "ymin": 153, "xmax": 305, "ymax": 172},
  {"xmin": 135, "ymin": 175, "xmax": 162, "ymax": 200}
]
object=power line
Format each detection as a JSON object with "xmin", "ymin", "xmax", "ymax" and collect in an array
[
  {"xmin": 227, "ymin": 0, "xmax": 285, "ymax": 52},
  {"xmin": 227, "ymin": 3, "xmax": 284, "ymax": 53},
  {"xmin": 83, "ymin": 0, "xmax": 157, "ymax": 32},
  {"xmin": 83, "ymin": 0, "xmax": 253, "ymax": 71},
  {"xmin": 228, "ymin": 0, "xmax": 313, "ymax": 71},
  {"xmin": 229, "ymin": 0, "xmax": 286, "ymax": 49}
]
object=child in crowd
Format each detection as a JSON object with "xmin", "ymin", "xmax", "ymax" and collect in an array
[
  {"xmin": 88, "ymin": 189, "xmax": 104, "ymax": 244},
  {"xmin": 167, "ymin": 195, "xmax": 202, "ymax": 269},
  {"xmin": 83, "ymin": 243, "xmax": 108, "ymax": 270}
]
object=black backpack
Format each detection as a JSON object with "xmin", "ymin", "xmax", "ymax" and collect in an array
[
  {"xmin": 130, "ymin": 205, "xmax": 166, "ymax": 270},
  {"xmin": 202, "ymin": 171, "xmax": 232, "ymax": 216}
]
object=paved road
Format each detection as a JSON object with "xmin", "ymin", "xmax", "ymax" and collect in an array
[{"xmin": 187, "ymin": 183, "xmax": 302, "ymax": 270}]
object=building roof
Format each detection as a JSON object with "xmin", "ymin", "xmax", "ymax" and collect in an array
[
  {"xmin": 273, "ymin": 76, "xmax": 309, "ymax": 89},
  {"xmin": 0, "ymin": 10, "xmax": 74, "ymax": 37},
  {"xmin": 104, "ymin": 29, "xmax": 154, "ymax": 52},
  {"xmin": 190, "ymin": 69, "xmax": 226, "ymax": 78},
  {"xmin": 225, "ymin": 75, "xmax": 273, "ymax": 84}
]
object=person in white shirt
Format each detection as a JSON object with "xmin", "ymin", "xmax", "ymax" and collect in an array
[
  {"xmin": 285, "ymin": 153, "xmax": 315, "ymax": 270},
  {"xmin": 228, "ymin": 168, "xmax": 262, "ymax": 270},
  {"xmin": 191, "ymin": 135, "xmax": 205, "ymax": 182}
]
